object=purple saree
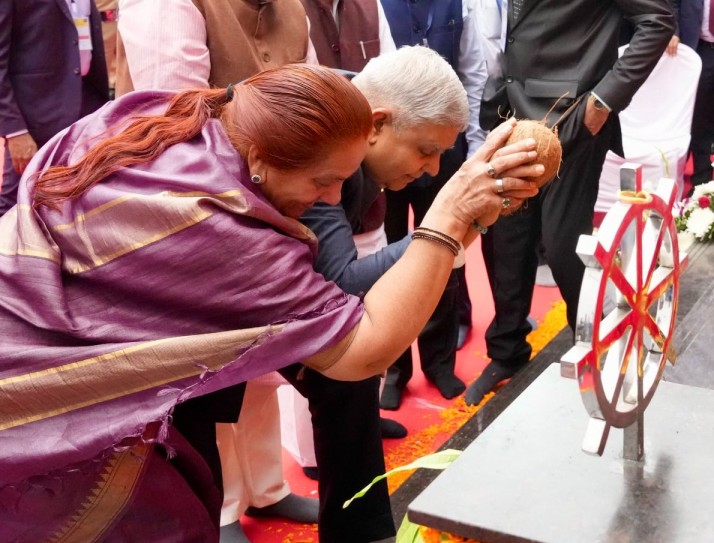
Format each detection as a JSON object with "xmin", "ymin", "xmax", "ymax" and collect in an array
[{"xmin": 0, "ymin": 91, "xmax": 363, "ymax": 541}]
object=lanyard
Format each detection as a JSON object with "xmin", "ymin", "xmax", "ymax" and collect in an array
[{"xmin": 70, "ymin": 0, "xmax": 93, "ymax": 56}]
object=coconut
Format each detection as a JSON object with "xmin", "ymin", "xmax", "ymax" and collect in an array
[{"xmin": 506, "ymin": 119, "xmax": 562, "ymax": 187}]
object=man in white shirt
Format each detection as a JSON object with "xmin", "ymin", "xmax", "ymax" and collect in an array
[{"xmin": 475, "ymin": 0, "xmax": 507, "ymax": 76}]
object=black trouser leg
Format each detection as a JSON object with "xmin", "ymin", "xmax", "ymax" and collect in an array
[
  {"xmin": 455, "ymin": 265, "xmax": 473, "ymax": 327},
  {"xmin": 170, "ymin": 383, "xmax": 247, "ymax": 529},
  {"xmin": 170, "ymin": 384, "xmax": 247, "ymax": 492},
  {"xmin": 690, "ymin": 41, "xmax": 714, "ymax": 186},
  {"xmin": 541, "ymin": 123, "xmax": 613, "ymax": 330},
  {"xmin": 384, "ymin": 348, "xmax": 413, "ymax": 390},
  {"xmin": 481, "ymin": 201, "xmax": 540, "ymax": 369},
  {"xmin": 281, "ymin": 365, "xmax": 395, "ymax": 543},
  {"xmin": 418, "ymin": 270, "xmax": 459, "ymax": 381}
]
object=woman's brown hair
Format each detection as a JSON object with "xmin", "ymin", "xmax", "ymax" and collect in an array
[{"xmin": 33, "ymin": 64, "xmax": 373, "ymax": 210}]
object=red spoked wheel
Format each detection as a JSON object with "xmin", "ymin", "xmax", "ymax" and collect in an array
[{"xmin": 561, "ymin": 174, "xmax": 687, "ymax": 455}]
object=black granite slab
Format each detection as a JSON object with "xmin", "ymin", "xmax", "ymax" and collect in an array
[
  {"xmin": 665, "ymin": 242, "xmax": 714, "ymax": 389},
  {"xmin": 408, "ymin": 365, "xmax": 714, "ymax": 543}
]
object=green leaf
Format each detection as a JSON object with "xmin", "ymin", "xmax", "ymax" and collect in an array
[
  {"xmin": 343, "ymin": 449, "xmax": 462, "ymax": 509},
  {"xmin": 396, "ymin": 514, "xmax": 424, "ymax": 543}
]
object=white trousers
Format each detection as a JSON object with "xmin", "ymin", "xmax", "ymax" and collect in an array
[{"xmin": 217, "ymin": 378, "xmax": 290, "ymax": 526}]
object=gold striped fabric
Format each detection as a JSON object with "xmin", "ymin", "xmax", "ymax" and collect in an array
[{"xmin": 0, "ymin": 325, "xmax": 283, "ymax": 431}]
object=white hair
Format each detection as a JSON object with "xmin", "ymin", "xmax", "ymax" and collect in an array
[{"xmin": 352, "ymin": 45, "xmax": 469, "ymax": 132}]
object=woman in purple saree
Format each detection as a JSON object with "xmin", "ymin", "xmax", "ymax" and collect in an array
[{"xmin": 0, "ymin": 64, "xmax": 540, "ymax": 541}]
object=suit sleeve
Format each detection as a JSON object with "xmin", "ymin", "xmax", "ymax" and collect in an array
[
  {"xmin": 670, "ymin": 0, "xmax": 681, "ymax": 36},
  {"xmin": 335, "ymin": 235, "xmax": 410, "ymax": 295},
  {"xmin": 593, "ymin": 0, "xmax": 675, "ymax": 113},
  {"xmin": 0, "ymin": 4, "xmax": 27, "ymax": 137},
  {"xmin": 301, "ymin": 202, "xmax": 410, "ymax": 296}
]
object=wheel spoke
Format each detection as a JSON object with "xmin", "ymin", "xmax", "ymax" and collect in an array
[
  {"xmin": 603, "ymin": 325, "xmax": 636, "ymax": 413},
  {"xmin": 606, "ymin": 261, "xmax": 637, "ymax": 309},
  {"xmin": 642, "ymin": 211, "xmax": 667, "ymax": 287},
  {"xmin": 597, "ymin": 308, "xmax": 636, "ymax": 351}
]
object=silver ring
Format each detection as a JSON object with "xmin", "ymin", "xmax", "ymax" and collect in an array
[
  {"xmin": 486, "ymin": 162, "xmax": 497, "ymax": 178},
  {"xmin": 501, "ymin": 197, "xmax": 511, "ymax": 209},
  {"xmin": 496, "ymin": 178, "xmax": 504, "ymax": 194}
]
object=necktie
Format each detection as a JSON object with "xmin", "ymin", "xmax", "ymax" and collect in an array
[{"xmin": 710, "ymin": 0, "xmax": 714, "ymax": 34}]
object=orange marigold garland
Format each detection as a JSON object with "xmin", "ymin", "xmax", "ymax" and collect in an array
[{"xmin": 419, "ymin": 525, "xmax": 478, "ymax": 543}]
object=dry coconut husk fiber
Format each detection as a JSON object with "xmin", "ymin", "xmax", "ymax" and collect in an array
[{"xmin": 505, "ymin": 119, "xmax": 562, "ymax": 187}]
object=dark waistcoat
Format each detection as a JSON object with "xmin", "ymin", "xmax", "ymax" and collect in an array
[{"xmin": 380, "ymin": 0, "xmax": 463, "ymax": 67}]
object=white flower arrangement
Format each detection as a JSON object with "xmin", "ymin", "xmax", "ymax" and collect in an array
[{"xmin": 675, "ymin": 180, "xmax": 714, "ymax": 242}]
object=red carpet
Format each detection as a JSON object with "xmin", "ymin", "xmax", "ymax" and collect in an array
[{"xmin": 243, "ymin": 238, "xmax": 565, "ymax": 542}]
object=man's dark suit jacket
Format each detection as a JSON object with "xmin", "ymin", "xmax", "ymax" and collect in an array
[
  {"xmin": 480, "ymin": 0, "xmax": 674, "ymax": 156},
  {"xmin": 675, "ymin": 0, "xmax": 704, "ymax": 48},
  {"xmin": 0, "ymin": 0, "xmax": 109, "ymax": 146}
]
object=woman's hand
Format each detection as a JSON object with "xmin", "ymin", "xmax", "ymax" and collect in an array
[{"xmin": 424, "ymin": 118, "xmax": 541, "ymax": 237}]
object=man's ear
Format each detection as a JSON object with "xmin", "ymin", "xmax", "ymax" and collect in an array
[{"xmin": 369, "ymin": 109, "xmax": 392, "ymax": 144}]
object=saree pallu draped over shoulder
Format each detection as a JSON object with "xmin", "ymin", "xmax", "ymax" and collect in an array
[{"xmin": 0, "ymin": 91, "xmax": 363, "ymax": 542}]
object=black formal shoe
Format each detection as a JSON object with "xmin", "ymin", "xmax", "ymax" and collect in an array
[
  {"xmin": 219, "ymin": 521, "xmax": 250, "ymax": 543},
  {"xmin": 456, "ymin": 324, "xmax": 471, "ymax": 350},
  {"xmin": 302, "ymin": 466, "xmax": 319, "ymax": 481},
  {"xmin": 380, "ymin": 417, "xmax": 407, "ymax": 439},
  {"xmin": 244, "ymin": 493, "xmax": 319, "ymax": 524},
  {"xmin": 380, "ymin": 384, "xmax": 403, "ymax": 410}
]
